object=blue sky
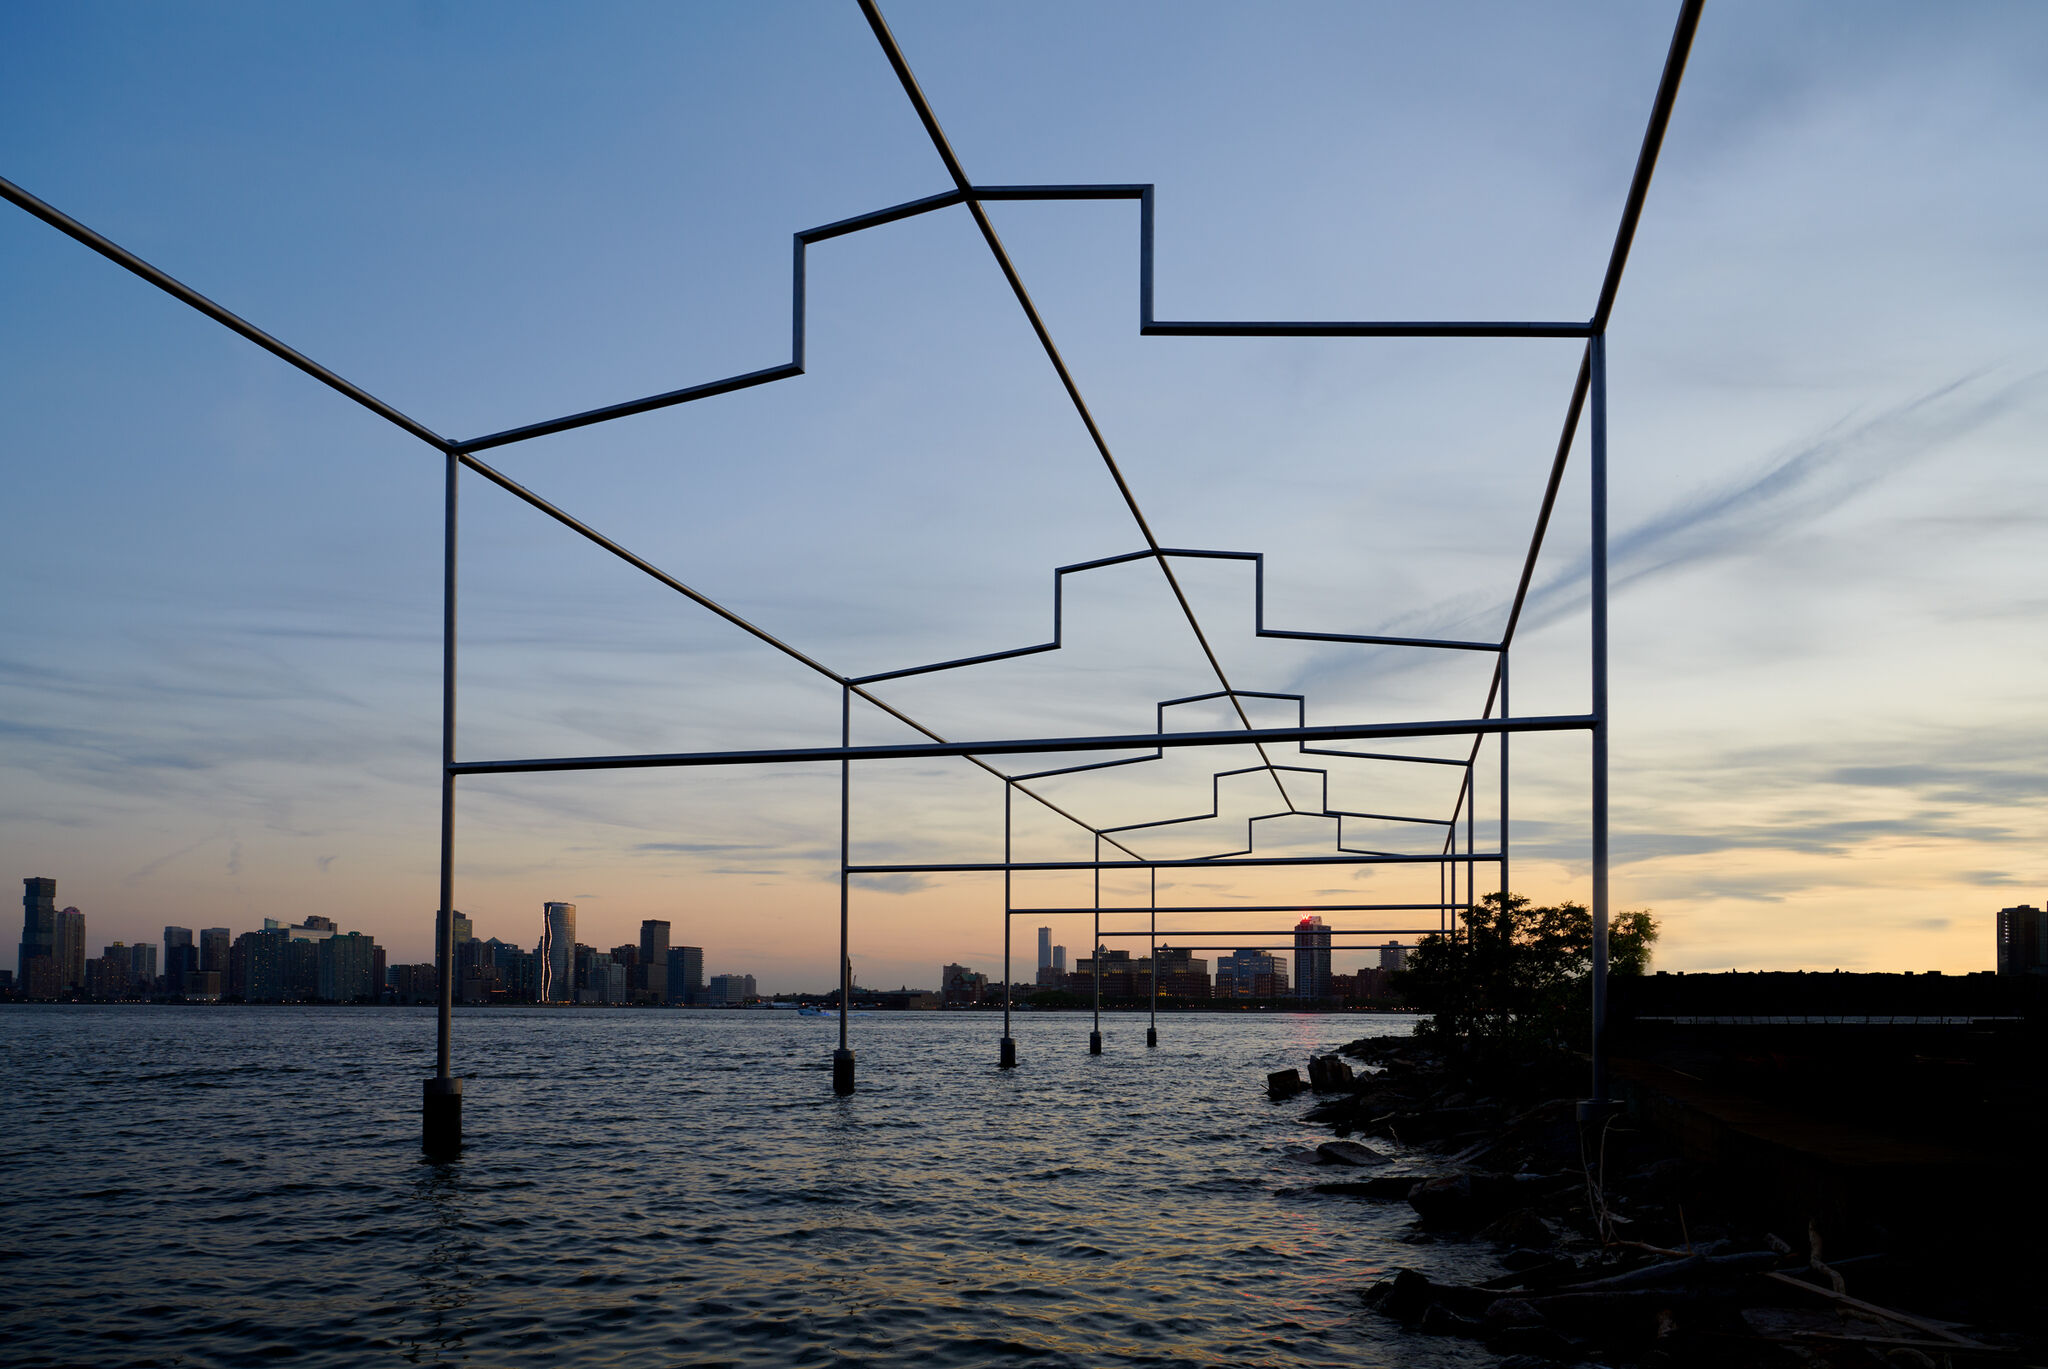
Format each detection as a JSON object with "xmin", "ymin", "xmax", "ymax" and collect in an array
[{"xmin": 4, "ymin": 1, "xmax": 2045, "ymax": 990}]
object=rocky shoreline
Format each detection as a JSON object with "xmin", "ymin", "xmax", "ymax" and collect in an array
[{"xmin": 1266, "ymin": 1035, "xmax": 2037, "ymax": 1367}]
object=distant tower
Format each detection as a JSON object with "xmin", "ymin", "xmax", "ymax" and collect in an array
[
  {"xmin": 1037, "ymin": 926, "xmax": 1052, "ymax": 972},
  {"xmin": 666, "ymin": 945, "xmax": 704, "ymax": 1005},
  {"xmin": 1294, "ymin": 916, "xmax": 1331, "ymax": 1001},
  {"xmin": 539, "ymin": 902, "xmax": 576, "ymax": 1003},
  {"xmin": 18, "ymin": 877, "xmax": 57, "ymax": 994},
  {"xmin": 1379, "ymin": 941, "xmax": 1409, "ymax": 973},
  {"xmin": 56, "ymin": 907, "xmax": 86, "ymax": 991},
  {"xmin": 1997, "ymin": 904, "xmax": 2046, "ymax": 976},
  {"xmin": 164, "ymin": 926, "xmax": 196, "ymax": 996},
  {"xmin": 200, "ymin": 927, "xmax": 231, "ymax": 977},
  {"xmin": 1053, "ymin": 944, "xmax": 1066, "ymax": 974},
  {"xmin": 638, "ymin": 920, "xmax": 671, "ymax": 1001}
]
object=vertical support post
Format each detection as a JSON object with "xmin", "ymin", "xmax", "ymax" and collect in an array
[
  {"xmin": 1089, "ymin": 834, "xmax": 1102, "ymax": 1055},
  {"xmin": 1465, "ymin": 766, "xmax": 1475, "ymax": 923},
  {"xmin": 1588, "ymin": 332, "xmax": 1612, "ymax": 1109},
  {"xmin": 1447, "ymin": 822, "xmax": 1458, "ymax": 938},
  {"xmin": 834, "ymin": 684, "xmax": 856, "ymax": 1095},
  {"xmin": 422, "ymin": 449, "xmax": 462, "ymax": 1156},
  {"xmin": 1000, "ymin": 784, "xmax": 1016, "ymax": 1068},
  {"xmin": 1146, "ymin": 867, "xmax": 1157, "ymax": 1048},
  {"xmin": 1500, "ymin": 651, "xmax": 1511, "ymax": 904}
]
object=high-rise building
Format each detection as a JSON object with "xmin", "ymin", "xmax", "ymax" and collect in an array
[
  {"xmin": 706, "ymin": 973, "xmax": 756, "ymax": 1005},
  {"xmin": 127, "ymin": 941, "xmax": 157, "ymax": 991},
  {"xmin": 18, "ymin": 877, "xmax": 58, "ymax": 997},
  {"xmin": 1053, "ymin": 944, "xmax": 1066, "ymax": 974},
  {"xmin": 1997, "ymin": 904, "xmax": 2046, "ymax": 976},
  {"xmin": 86, "ymin": 943, "xmax": 130, "ymax": 999},
  {"xmin": 1150, "ymin": 945, "xmax": 1211, "ymax": 1000},
  {"xmin": 56, "ymin": 907, "xmax": 86, "ymax": 991},
  {"xmin": 1216, "ymin": 949, "xmax": 1288, "ymax": 999},
  {"xmin": 318, "ymin": 932, "xmax": 377, "ymax": 1003},
  {"xmin": 1037, "ymin": 926, "xmax": 1052, "ymax": 972},
  {"xmin": 1379, "ymin": 941, "xmax": 1410, "ymax": 973},
  {"xmin": 451, "ymin": 912, "xmax": 473, "ymax": 946},
  {"xmin": 200, "ymin": 927, "xmax": 231, "ymax": 978},
  {"xmin": 637, "ymin": 921, "xmax": 670, "ymax": 1002},
  {"xmin": 301, "ymin": 915, "xmax": 337, "ymax": 933},
  {"xmin": 164, "ymin": 926, "xmax": 196, "ymax": 997},
  {"xmin": 666, "ymin": 945, "xmax": 704, "ymax": 1005},
  {"xmin": 1294, "ymin": 917, "xmax": 1332, "ymax": 1001},
  {"xmin": 540, "ymin": 903, "xmax": 576, "ymax": 1003},
  {"xmin": 940, "ymin": 963, "xmax": 988, "ymax": 1006}
]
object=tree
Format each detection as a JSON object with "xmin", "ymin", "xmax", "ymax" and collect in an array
[{"xmin": 1396, "ymin": 892, "xmax": 1658, "ymax": 1075}]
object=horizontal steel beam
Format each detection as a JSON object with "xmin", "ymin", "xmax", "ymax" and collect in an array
[
  {"xmin": 1088, "ymin": 929, "xmax": 1440, "ymax": 938},
  {"xmin": 1140, "ymin": 319, "xmax": 1591, "ymax": 339},
  {"xmin": 1007, "ymin": 904, "xmax": 1450, "ymax": 915},
  {"xmin": 450, "ymin": 714, "xmax": 1593, "ymax": 775},
  {"xmin": 851, "ymin": 852, "xmax": 1500, "ymax": 873}
]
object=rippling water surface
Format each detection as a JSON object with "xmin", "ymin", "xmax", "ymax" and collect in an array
[{"xmin": 1, "ymin": 1006, "xmax": 1502, "ymax": 1367}]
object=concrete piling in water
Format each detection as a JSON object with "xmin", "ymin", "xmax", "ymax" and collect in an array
[
  {"xmin": 1147, "ymin": 1026, "xmax": 1157, "ymax": 1048},
  {"xmin": 422, "ymin": 1076, "xmax": 462, "ymax": 1156},
  {"xmin": 1089, "ymin": 1031, "xmax": 1102, "ymax": 1055},
  {"xmin": 999, "ymin": 1037, "xmax": 1016, "ymax": 1069},
  {"xmin": 833, "ymin": 1047, "xmax": 856, "ymax": 1095}
]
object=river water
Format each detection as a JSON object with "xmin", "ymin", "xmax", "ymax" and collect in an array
[{"xmin": 1, "ymin": 1006, "xmax": 1503, "ymax": 1368}]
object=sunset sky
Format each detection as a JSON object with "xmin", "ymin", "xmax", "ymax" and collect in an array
[{"xmin": 4, "ymin": 1, "xmax": 2044, "ymax": 991}]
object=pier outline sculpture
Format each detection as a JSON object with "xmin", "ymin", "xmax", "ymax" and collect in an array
[{"xmin": 0, "ymin": 0, "xmax": 1705, "ymax": 1153}]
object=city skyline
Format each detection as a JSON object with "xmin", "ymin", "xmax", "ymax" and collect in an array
[{"xmin": 4, "ymin": 3, "xmax": 2045, "ymax": 991}]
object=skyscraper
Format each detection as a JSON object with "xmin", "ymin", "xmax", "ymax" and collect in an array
[
  {"xmin": 164, "ymin": 926, "xmax": 196, "ymax": 997},
  {"xmin": 1997, "ymin": 904, "xmax": 2046, "ymax": 976},
  {"xmin": 666, "ymin": 945, "xmax": 704, "ymax": 1005},
  {"xmin": 1037, "ymin": 926, "xmax": 1052, "ymax": 972},
  {"xmin": 56, "ymin": 907, "xmax": 86, "ymax": 991},
  {"xmin": 200, "ymin": 927, "xmax": 231, "ymax": 978},
  {"xmin": 1053, "ymin": 945, "xmax": 1066, "ymax": 974},
  {"xmin": 539, "ymin": 902, "xmax": 576, "ymax": 1003},
  {"xmin": 127, "ymin": 941, "xmax": 157, "ymax": 991},
  {"xmin": 18, "ymin": 877, "xmax": 57, "ymax": 996},
  {"xmin": 1294, "ymin": 916, "xmax": 1332, "ymax": 1001},
  {"xmin": 1379, "ymin": 941, "xmax": 1410, "ymax": 973},
  {"xmin": 1216, "ymin": 949, "xmax": 1288, "ymax": 999},
  {"xmin": 638, "ymin": 920, "xmax": 670, "ymax": 1002}
]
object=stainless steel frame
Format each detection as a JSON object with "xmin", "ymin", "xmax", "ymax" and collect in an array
[{"xmin": 0, "ymin": 0, "xmax": 1703, "ymax": 1139}]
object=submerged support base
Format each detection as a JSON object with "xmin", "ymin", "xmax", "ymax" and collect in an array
[
  {"xmin": 832, "ymin": 1047, "xmax": 856, "ymax": 1096},
  {"xmin": 1146, "ymin": 1026, "xmax": 1157, "ymax": 1048},
  {"xmin": 999, "ymin": 1036, "xmax": 1016, "ymax": 1069},
  {"xmin": 1088, "ymin": 1031, "xmax": 1102, "ymax": 1055},
  {"xmin": 422, "ymin": 1076, "xmax": 462, "ymax": 1156}
]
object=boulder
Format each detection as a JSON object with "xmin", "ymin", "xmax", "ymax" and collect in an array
[
  {"xmin": 1315, "ymin": 1139, "xmax": 1391, "ymax": 1167},
  {"xmin": 1266, "ymin": 1068, "xmax": 1304, "ymax": 1099},
  {"xmin": 1306, "ymin": 1053, "xmax": 1356, "ymax": 1091},
  {"xmin": 1361, "ymin": 1268, "xmax": 1437, "ymax": 1325}
]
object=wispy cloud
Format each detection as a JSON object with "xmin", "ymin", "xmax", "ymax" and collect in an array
[{"xmin": 1524, "ymin": 367, "xmax": 2046, "ymax": 627}]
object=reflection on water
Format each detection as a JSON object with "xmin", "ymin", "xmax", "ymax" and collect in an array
[{"xmin": 1, "ymin": 1006, "xmax": 1501, "ymax": 1367}]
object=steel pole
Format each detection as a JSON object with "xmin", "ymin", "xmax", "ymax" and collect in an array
[
  {"xmin": 1089, "ymin": 835, "xmax": 1102, "ymax": 1054},
  {"xmin": 1465, "ymin": 766, "xmax": 1475, "ymax": 919},
  {"xmin": 1147, "ymin": 867, "xmax": 1158, "ymax": 1048},
  {"xmin": 1589, "ymin": 332, "xmax": 1611, "ymax": 1108},
  {"xmin": 1000, "ymin": 784, "xmax": 1016, "ymax": 1068},
  {"xmin": 423, "ymin": 449, "xmax": 462, "ymax": 1155},
  {"xmin": 1500, "ymin": 652, "xmax": 1511, "ymax": 904},
  {"xmin": 834, "ymin": 685, "xmax": 855, "ymax": 1094}
]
